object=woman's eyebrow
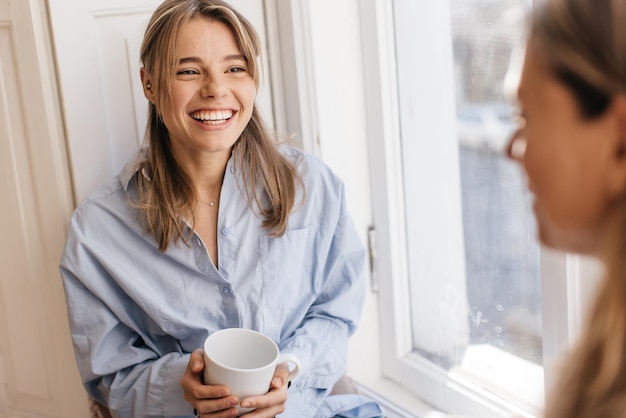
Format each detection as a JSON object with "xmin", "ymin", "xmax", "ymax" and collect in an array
[
  {"xmin": 178, "ymin": 55, "xmax": 247, "ymax": 65},
  {"xmin": 179, "ymin": 56, "xmax": 203, "ymax": 65},
  {"xmin": 224, "ymin": 54, "xmax": 247, "ymax": 62}
]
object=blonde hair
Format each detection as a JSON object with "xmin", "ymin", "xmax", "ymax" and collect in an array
[
  {"xmin": 531, "ymin": 1, "xmax": 626, "ymax": 416},
  {"xmin": 136, "ymin": 0, "xmax": 300, "ymax": 251}
]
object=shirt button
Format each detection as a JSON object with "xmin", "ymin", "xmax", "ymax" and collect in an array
[
  {"xmin": 221, "ymin": 227, "xmax": 230, "ymax": 236},
  {"xmin": 221, "ymin": 286, "xmax": 232, "ymax": 296}
]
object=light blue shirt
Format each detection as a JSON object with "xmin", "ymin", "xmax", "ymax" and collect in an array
[{"xmin": 60, "ymin": 146, "xmax": 383, "ymax": 418}]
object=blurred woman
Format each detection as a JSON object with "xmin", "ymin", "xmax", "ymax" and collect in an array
[{"xmin": 507, "ymin": 1, "xmax": 626, "ymax": 416}]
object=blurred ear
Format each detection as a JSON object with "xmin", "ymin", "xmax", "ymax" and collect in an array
[
  {"xmin": 140, "ymin": 67, "xmax": 155, "ymax": 103},
  {"xmin": 606, "ymin": 95, "xmax": 626, "ymax": 197}
]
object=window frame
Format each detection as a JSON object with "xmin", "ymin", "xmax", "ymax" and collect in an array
[{"xmin": 263, "ymin": 0, "xmax": 320, "ymax": 156}]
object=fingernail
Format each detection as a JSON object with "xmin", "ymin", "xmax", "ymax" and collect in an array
[
  {"xmin": 240, "ymin": 401, "xmax": 250, "ymax": 408},
  {"xmin": 272, "ymin": 377, "xmax": 282, "ymax": 387}
]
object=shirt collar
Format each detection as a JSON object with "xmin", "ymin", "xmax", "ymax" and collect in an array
[
  {"xmin": 118, "ymin": 149, "xmax": 145, "ymax": 190},
  {"xmin": 117, "ymin": 148, "xmax": 237, "ymax": 191}
]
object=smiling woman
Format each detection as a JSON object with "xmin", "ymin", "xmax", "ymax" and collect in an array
[{"xmin": 57, "ymin": 0, "xmax": 382, "ymax": 417}]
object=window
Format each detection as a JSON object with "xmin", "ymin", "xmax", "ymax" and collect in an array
[{"xmin": 358, "ymin": 0, "xmax": 603, "ymax": 417}]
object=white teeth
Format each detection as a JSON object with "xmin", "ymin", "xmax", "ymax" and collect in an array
[{"xmin": 191, "ymin": 110, "xmax": 233, "ymax": 122}]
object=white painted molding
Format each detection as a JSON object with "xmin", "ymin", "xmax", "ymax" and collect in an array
[{"xmin": 264, "ymin": 0, "xmax": 320, "ymax": 155}]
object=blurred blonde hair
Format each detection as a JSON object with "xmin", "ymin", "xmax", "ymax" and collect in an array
[
  {"xmin": 137, "ymin": 0, "xmax": 300, "ymax": 251},
  {"xmin": 530, "ymin": 0, "xmax": 626, "ymax": 416}
]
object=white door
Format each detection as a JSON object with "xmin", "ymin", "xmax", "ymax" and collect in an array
[
  {"xmin": 0, "ymin": 0, "xmax": 88, "ymax": 417},
  {"xmin": 47, "ymin": 0, "xmax": 275, "ymax": 203}
]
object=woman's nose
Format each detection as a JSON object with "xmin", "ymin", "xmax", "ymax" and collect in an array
[
  {"xmin": 506, "ymin": 114, "xmax": 527, "ymax": 161},
  {"xmin": 506, "ymin": 131, "xmax": 527, "ymax": 161},
  {"xmin": 201, "ymin": 76, "xmax": 227, "ymax": 98}
]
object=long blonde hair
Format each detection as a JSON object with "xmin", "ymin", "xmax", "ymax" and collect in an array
[
  {"xmin": 531, "ymin": 0, "xmax": 626, "ymax": 416},
  {"xmin": 136, "ymin": 0, "xmax": 300, "ymax": 251}
]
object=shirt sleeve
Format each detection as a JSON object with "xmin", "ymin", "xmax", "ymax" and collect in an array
[
  {"xmin": 60, "ymin": 212, "xmax": 195, "ymax": 418},
  {"xmin": 278, "ymin": 184, "xmax": 368, "ymax": 416}
]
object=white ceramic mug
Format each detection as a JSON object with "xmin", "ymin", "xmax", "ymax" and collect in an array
[{"xmin": 203, "ymin": 328, "xmax": 301, "ymax": 415}]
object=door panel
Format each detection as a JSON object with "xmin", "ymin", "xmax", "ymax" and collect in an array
[{"xmin": 0, "ymin": 1, "xmax": 87, "ymax": 417}]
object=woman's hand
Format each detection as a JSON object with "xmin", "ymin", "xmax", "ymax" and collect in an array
[
  {"xmin": 239, "ymin": 362, "xmax": 291, "ymax": 417},
  {"xmin": 181, "ymin": 349, "xmax": 239, "ymax": 417}
]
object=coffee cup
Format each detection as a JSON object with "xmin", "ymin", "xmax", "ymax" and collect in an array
[{"xmin": 203, "ymin": 328, "xmax": 300, "ymax": 414}]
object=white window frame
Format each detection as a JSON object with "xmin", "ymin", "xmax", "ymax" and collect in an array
[{"xmin": 263, "ymin": 0, "xmax": 320, "ymax": 157}]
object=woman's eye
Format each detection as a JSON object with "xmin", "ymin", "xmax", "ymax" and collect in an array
[
  {"xmin": 177, "ymin": 69, "xmax": 198, "ymax": 76},
  {"xmin": 228, "ymin": 67, "xmax": 246, "ymax": 73}
]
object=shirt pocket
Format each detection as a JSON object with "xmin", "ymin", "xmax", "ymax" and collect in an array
[{"xmin": 259, "ymin": 226, "xmax": 315, "ymax": 313}]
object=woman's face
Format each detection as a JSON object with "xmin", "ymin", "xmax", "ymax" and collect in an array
[
  {"xmin": 508, "ymin": 44, "xmax": 624, "ymax": 254},
  {"xmin": 157, "ymin": 17, "xmax": 256, "ymax": 162}
]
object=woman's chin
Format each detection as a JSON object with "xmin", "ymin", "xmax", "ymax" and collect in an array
[{"xmin": 538, "ymin": 227, "xmax": 598, "ymax": 256}]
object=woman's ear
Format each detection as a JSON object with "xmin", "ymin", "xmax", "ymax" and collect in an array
[
  {"xmin": 606, "ymin": 95, "xmax": 626, "ymax": 197},
  {"xmin": 140, "ymin": 67, "xmax": 155, "ymax": 103}
]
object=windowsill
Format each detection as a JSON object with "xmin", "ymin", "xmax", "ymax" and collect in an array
[
  {"xmin": 356, "ymin": 344, "xmax": 544, "ymax": 418},
  {"xmin": 451, "ymin": 344, "xmax": 544, "ymax": 415},
  {"xmin": 355, "ymin": 376, "xmax": 434, "ymax": 418}
]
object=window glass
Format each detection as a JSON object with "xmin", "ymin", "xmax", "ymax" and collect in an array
[
  {"xmin": 451, "ymin": 0, "xmax": 541, "ymax": 364},
  {"xmin": 398, "ymin": 0, "xmax": 543, "ymax": 410}
]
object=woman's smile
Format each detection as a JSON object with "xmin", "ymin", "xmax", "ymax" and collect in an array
[{"xmin": 189, "ymin": 108, "xmax": 237, "ymax": 128}]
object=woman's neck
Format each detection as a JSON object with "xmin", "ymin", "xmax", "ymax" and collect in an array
[{"xmin": 174, "ymin": 147, "xmax": 231, "ymax": 200}]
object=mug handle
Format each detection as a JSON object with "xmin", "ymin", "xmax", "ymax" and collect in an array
[{"xmin": 276, "ymin": 353, "xmax": 301, "ymax": 381}]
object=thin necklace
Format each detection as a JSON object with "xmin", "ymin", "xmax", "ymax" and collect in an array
[{"xmin": 198, "ymin": 199, "xmax": 218, "ymax": 207}]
